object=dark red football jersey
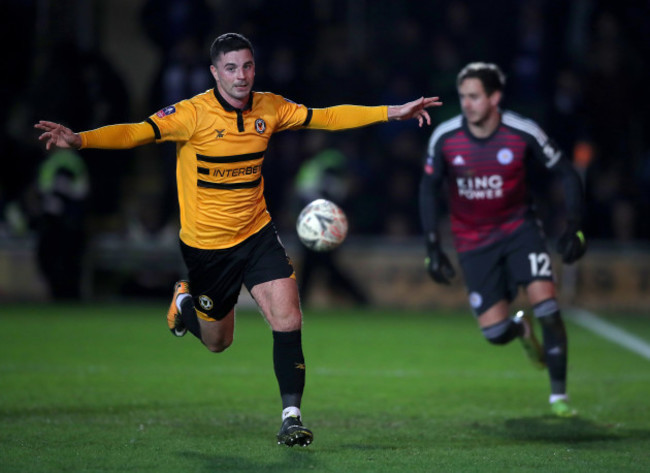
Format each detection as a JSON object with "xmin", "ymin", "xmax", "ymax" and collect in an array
[{"xmin": 424, "ymin": 111, "xmax": 564, "ymax": 252}]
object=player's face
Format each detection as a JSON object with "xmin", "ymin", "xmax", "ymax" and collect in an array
[
  {"xmin": 210, "ymin": 49, "xmax": 255, "ymax": 107},
  {"xmin": 458, "ymin": 78, "xmax": 500, "ymax": 126}
]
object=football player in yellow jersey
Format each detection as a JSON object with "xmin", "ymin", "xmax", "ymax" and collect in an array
[{"xmin": 36, "ymin": 32, "xmax": 442, "ymax": 447}]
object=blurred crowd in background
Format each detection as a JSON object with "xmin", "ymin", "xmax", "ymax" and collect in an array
[{"xmin": 1, "ymin": 0, "xmax": 649, "ymax": 298}]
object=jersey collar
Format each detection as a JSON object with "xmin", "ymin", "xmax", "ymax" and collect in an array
[
  {"xmin": 213, "ymin": 87, "xmax": 253, "ymax": 112},
  {"xmin": 461, "ymin": 112, "xmax": 502, "ymax": 143}
]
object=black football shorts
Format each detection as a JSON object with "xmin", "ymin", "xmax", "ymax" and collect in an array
[
  {"xmin": 457, "ymin": 220, "xmax": 554, "ymax": 317},
  {"xmin": 180, "ymin": 222, "xmax": 295, "ymax": 321}
]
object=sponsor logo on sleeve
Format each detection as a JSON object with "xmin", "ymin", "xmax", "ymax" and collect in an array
[
  {"xmin": 156, "ymin": 105, "xmax": 176, "ymax": 118},
  {"xmin": 424, "ymin": 155, "xmax": 434, "ymax": 174}
]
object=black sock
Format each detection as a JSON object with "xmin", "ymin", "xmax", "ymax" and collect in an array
[
  {"xmin": 180, "ymin": 296, "xmax": 202, "ymax": 339},
  {"xmin": 273, "ymin": 330, "xmax": 305, "ymax": 409},
  {"xmin": 535, "ymin": 303, "xmax": 568, "ymax": 395}
]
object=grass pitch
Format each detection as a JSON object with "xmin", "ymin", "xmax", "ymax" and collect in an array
[{"xmin": 1, "ymin": 303, "xmax": 649, "ymax": 472}]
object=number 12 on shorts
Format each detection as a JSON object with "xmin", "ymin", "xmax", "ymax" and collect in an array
[{"xmin": 528, "ymin": 252, "xmax": 552, "ymax": 277}]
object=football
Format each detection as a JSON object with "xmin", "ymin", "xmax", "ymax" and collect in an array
[{"xmin": 296, "ymin": 199, "xmax": 348, "ymax": 252}]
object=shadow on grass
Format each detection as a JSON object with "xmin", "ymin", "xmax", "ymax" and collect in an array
[
  {"xmin": 472, "ymin": 416, "xmax": 650, "ymax": 444},
  {"xmin": 180, "ymin": 450, "xmax": 317, "ymax": 473}
]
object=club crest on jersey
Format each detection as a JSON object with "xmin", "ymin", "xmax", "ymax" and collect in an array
[
  {"xmin": 497, "ymin": 148, "xmax": 514, "ymax": 165},
  {"xmin": 255, "ymin": 118, "xmax": 266, "ymax": 134},
  {"xmin": 156, "ymin": 105, "xmax": 176, "ymax": 118},
  {"xmin": 198, "ymin": 295, "xmax": 214, "ymax": 311},
  {"xmin": 497, "ymin": 148, "xmax": 515, "ymax": 166}
]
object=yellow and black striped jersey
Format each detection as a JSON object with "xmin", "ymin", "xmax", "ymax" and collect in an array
[
  {"xmin": 80, "ymin": 87, "xmax": 388, "ymax": 250},
  {"xmin": 146, "ymin": 88, "xmax": 387, "ymax": 250},
  {"xmin": 146, "ymin": 88, "xmax": 314, "ymax": 249}
]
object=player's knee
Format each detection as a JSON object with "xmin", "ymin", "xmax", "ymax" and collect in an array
[
  {"xmin": 269, "ymin": 311, "xmax": 303, "ymax": 332},
  {"xmin": 482, "ymin": 319, "xmax": 517, "ymax": 345}
]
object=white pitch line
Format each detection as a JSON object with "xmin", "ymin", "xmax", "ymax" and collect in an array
[{"xmin": 567, "ymin": 308, "xmax": 650, "ymax": 361}]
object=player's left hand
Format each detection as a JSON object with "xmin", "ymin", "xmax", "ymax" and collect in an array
[
  {"xmin": 387, "ymin": 96, "xmax": 443, "ymax": 127},
  {"xmin": 557, "ymin": 222, "xmax": 587, "ymax": 264},
  {"xmin": 425, "ymin": 244, "xmax": 456, "ymax": 285}
]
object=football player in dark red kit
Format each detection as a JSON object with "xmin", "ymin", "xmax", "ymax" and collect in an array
[{"xmin": 419, "ymin": 62, "xmax": 586, "ymax": 417}]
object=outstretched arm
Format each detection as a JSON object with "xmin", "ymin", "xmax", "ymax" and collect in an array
[
  {"xmin": 35, "ymin": 121, "xmax": 156, "ymax": 150},
  {"xmin": 388, "ymin": 97, "xmax": 443, "ymax": 127},
  {"xmin": 35, "ymin": 121, "xmax": 82, "ymax": 150},
  {"xmin": 307, "ymin": 96, "xmax": 443, "ymax": 131}
]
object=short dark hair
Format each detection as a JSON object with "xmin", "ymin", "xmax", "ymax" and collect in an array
[
  {"xmin": 456, "ymin": 62, "xmax": 506, "ymax": 96},
  {"xmin": 210, "ymin": 33, "xmax": 254, "ymax": 65}
]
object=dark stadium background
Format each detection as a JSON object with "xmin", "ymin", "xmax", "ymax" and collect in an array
[{"xmin": 1, "ymin": 0, "xmax": 648, "ymax": 307}]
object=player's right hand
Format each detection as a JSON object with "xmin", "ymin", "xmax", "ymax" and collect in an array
[
  {"xmin": 34, "ymin": 121, "xmax": 82, "ymax": 150},
  {"xmin": 425, "ymin": 244, "xmax": 456, "ymax": 285}
]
